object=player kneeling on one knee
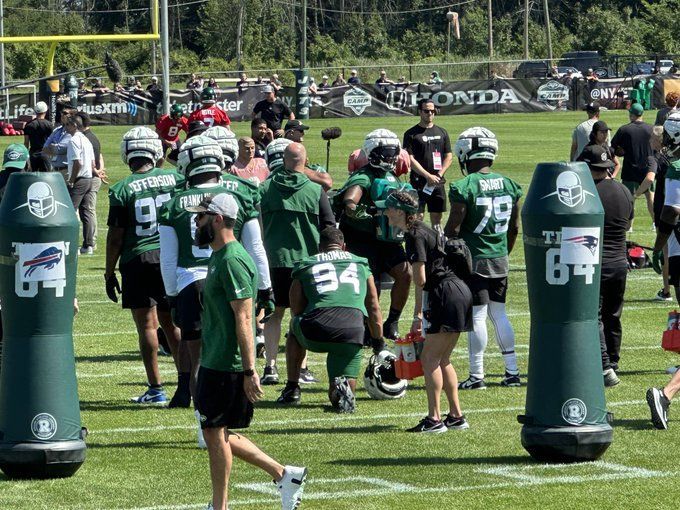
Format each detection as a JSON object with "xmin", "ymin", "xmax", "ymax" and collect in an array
[
  {"xmin": 277, "ymin": 226, "xmax": 384, "ymax": 413},
  {"xmin": 382, "ymin": 190, "xmax": 473, "ymax": 433}
]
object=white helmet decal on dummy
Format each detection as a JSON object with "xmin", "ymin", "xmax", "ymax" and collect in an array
[
  {"xmin": 454, "ymin": 127, "xmax": 498, "ymax": 168},
  {"xmin": 265, "ymin": 138, "xmax": 293, "ymax": 172},
  {"xmin": 663, "ymin": 112, "xmax": 680, "ymax": 158},
  {"xmin": 364, "ymin": 350, "xmax": 407, "ymax": 400},
  {"xmin": 362, "ymin": 129, "xmax": 401, "ymax": 172},
  {"xmin": 204, "ymin": 126, "xmax": 239, "ymax": 166},
  {"xmin": 177, "ymin": 135, "xmax": 225, "ymax": 179},
  {"xmin": 120, "ymin": 126, "xmax": 163, "ymax": 166}
]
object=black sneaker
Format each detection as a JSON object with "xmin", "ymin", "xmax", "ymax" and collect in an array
[
  {"xmin": 443, "ymin": 414, "xmax": 470, "ymax": 430},
  {"xmin": 261, "ymin": 365, "xmax": 279, "ymax": 385},
  {"xmin": 500, "ymin": 371, "xmax": 521, "ymax": 387},
  {"xmin": 407, "ymin": 416, "xmax": 447, "ymax": 433},
  {"xmin": 299, "ymin": 367, "xmax": 319, "ymax": 384},
  {"xmin": 276, "ymin": 385, "xmax": 301, "ymax": 405},
  {"xmin": 655, "ymin": 289, "xmax": 673, "ymax": 302},
  {"xmin": 458, "ymin": 375, "xmax": 486, "ymax": 390},
  {"xmin": 647, "ymin": 387, "xmax": 671, "ymax": 430}
]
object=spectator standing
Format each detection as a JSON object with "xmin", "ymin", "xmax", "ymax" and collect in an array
[
  {"xmin": 42, "ymin": 108, "xmax": 75, "ymax": 179},
  {"xmin": 579, "ymin": 145, "xmax": 634, "ymax": 387},
  {"xmin": 403, "ymin": 98, "xmax": 453, "ymax": 231},
  {"xmin": 23, "ymin": 101, "xmax": 53, "ymax": 172},
  {"xmin": 229, "ymin": 137, "xmax": 270, "ymax": 186},
  {"xmin": 77, "ymin": 112, "xmax": 107, "ymax": 254},
  {"xmin": 332, "ymin": 73, "xmax": 346, "ymax": 87},
  {"xmin": 251, "ymin": 118, "xmax": 273, "ymax": 158},
  {"xmin": 570, "ymin": 102, "xmax": 603, "ymax": 161},
  {"xmin": 348, "ymin": 69, "xmax": 361, "ymax": 85},
  {"xmin": 308, "ymin": 77, "xmax": 318, "ymax": 95},
  {"xmin": 253, "ymin": 85, "xmax": 294, "ymax": 137},
  {"xmin": 187, "ymin": 73, "xmax": 203, "ymax": 90},
  {"xmin": 579, "ymin": 120, "xmax": 620, "ymax": 178},
  {"xmin": 611, "ymin": 103, "xmax": 656, "ymax": 225},
  {"xmin": 319, "ymin": 75, "xmax": 330, "ymax": 90},
  {"xmin": 236, "ymin": 72, "xmax": 249, "ymax": 91},
  {"xmin": 207, "ymin": 77, "xmax": 220, "ymax": 91},
  {"xmin": 146, "ymin": 76, "xmax": 161, "ymax": 93},
  {"xmin": 429, "ymin": 71, "xmax": 443, "ymax": 84},
  {"xmin": 375, "ymin": 70, "xmax": 394, "ymax": 92},
  {"xmin": 270, "ymin": 73, "xmax": 282, "ymax": 92},
  {"xmin": 655, "ymin": 91, "xmax": 680, "ymax": 126}
]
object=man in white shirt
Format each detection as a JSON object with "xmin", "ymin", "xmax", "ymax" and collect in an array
[
  {"xmin": 570, "ymin": 102, "xmax": 607, "ymax": 161},
  {"xmin": 65, "ymin": 115, "xmax": 96, "ymax": 250}
]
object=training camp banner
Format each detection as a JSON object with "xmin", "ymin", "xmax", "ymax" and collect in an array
[{"xmin": 1, "ymin": 78, "xmax": 671, "ymax": 125}]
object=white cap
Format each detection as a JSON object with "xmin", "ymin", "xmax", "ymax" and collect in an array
[
  {"xmin": 186, "ymin": 193, "xmax": 239, "ymax": 219},
  {"xmin": 151, "ymin": 76, "xmax": 158, "ymax": 81},
  {"xmin": 262, "ymin": 85, "xmax": 274, "ymax": 93},
  {"xmin": 34, "ymin": 101, "xmax": 48, "ymax": 114}
]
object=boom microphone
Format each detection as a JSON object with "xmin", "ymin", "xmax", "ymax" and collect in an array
[
  {"xmin": 105, "ymin": 52, "xmax": 123, "ymax": 84},
  {"xmin": 321, "ymin": 127, "xmax": 342, "ymax": 140}
]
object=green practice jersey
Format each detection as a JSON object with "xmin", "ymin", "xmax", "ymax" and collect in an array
[
  {"xmin": 337, "ymin": 166, "xmax": 398, "ymax": 233},
  {"xmin": 292, "ymin": 249, "xmax": 370, "ymax": 315},
  {"xmin": 221, "ymin": 173, "xmax": 260, "ymax": 223},
  {"xmin": 108, "ymin": 168, "xmax": 185, "ymax": 264},
  {"xmin": 200, "ymin": 241, "xmax": 258, "ymax": 372},
  {"xmin": 449, "ymin": 171, "xmax": 522, "ymax": 260}
]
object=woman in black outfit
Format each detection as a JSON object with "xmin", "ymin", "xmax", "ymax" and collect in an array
[{"xmin": 382, "ymin": 190, "xmax": 473, "ymax": 433}]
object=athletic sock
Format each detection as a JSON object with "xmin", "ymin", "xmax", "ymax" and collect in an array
[
  {"xmin": 177, "ymin": 372, "xmax": 191, "ymax": 393},
  {"xmin": 488, "ymin": 301, "xmax": 518, "ymax": 374},
  {"xmin": 468, "ymin": 304, "xmax": 489, "ymax": 379},
  {"xmin": 150, "ymin": 383, "xmax": 163, "ymax": 390}
]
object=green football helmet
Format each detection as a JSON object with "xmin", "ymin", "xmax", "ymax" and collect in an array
[
  {"xmin": 201, "ymin": 87, "xmax": 216, "ymax": 104},
  {"xmin": 170, "ymin": 104, "xmax": 184, "ymax": 118}
]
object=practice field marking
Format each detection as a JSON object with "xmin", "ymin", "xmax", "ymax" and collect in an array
[
  {"xmin": 93, "ymin": 399, "xmax": 645, "ymax": 435},
  {"xmin": 236, "ymin": 475, "xmax": 415, "ymax": 497}
]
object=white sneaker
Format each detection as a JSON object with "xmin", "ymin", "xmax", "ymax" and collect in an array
[
  {"xmin": 276, "ymin": 465, "xmax": 307, "ymax": 510},
  {"xmin": 196, "ymin": 410, "xmax": 207, "ymax": 449}
]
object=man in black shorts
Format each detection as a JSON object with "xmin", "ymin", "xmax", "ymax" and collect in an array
[
  {"xmin": 253, "ymin": 85, "xmax": 295, "ymax": 138},
  {"xmin": 188, "ymin": 193, "xmax": 306, "ymax": 510},
  {"xmin": 403, "ymin": 98, "xmax": 453, "ymax": 232}
]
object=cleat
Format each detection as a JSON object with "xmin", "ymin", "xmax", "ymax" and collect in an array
[
  {"xmin": 261, "ymin": 365, "xmax": 279, "ymax": 385},
  {"xmin": 500, "ymin": 371, "xmax": 521, "ymax": 387},
  {"xmin": 276, "ymin": 465, "xmax": 307, "ymax": 510},
  {"xmin": 130, "ymin": 387, "xmax": 167, "ymax": 405},
  {"xmin": 276, "ymin": 385, "xmax": 301, "ymax": 405},
  {"xmin": 603, "ymin": 368, "xmax": 620, "ymax": 387},
  {"xmin": 647, "ymin": 387, "xmax": 670, "ymax": 430},
  {"xmin": 407, "ymin": 416, "xmax": 447, "ymax": 433},
  {"xmin": 655, "ymin": 289, "xmax": 673, "ymax": 302},
  {"xmin": 458, "ymin": 375, "xmax": 486, "ymax": 390},
  {"xmin": 298, "ymin": 367, "xmax": 319, "ymax": 384},
  {"xmin": 332, "ymin": 376, "xmax": 355, "ymax": 413},
  {"xmin": 443, "ymin": 413, "xmax": 470, "ymax": 430}
]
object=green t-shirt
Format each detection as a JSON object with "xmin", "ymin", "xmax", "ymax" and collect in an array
[
  {"xmin": 259, "ymin": 171, "xmax": 323, "ymax": 268},
  {"xmin": 200, "ymin": 241, "xmax": 258, "ymax": 372},
  {"xmin": 338, "ymin": 166, "xmax": 399, "ymax": 233},
  {"xmin": 666, "ymin": 159, "xmax": 680, "ymax": 181},
  {"xmin": 108, "ymin": 168, "xmax": 185, "ymax": 264},
  {"xmin": 221, "ymin": 173, "xmax": 260, "ymax": 222},
  {"xmin": 292, "ymin": 250, "xmax": 370, "ymax": 315},
  {"xmin": 448, "ymin": 171, "xmax": 522, "ymax": 260}
]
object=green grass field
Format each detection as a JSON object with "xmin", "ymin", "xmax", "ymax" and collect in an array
[{"xmin": 0, "ymin": 111, "xmax": 678, "ymax": 510}]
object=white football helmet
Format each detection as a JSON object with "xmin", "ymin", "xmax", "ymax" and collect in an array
[
  {"xmin": 204, "ymin": 126, "xmax": 239, "ymax": 166},
  {"xmin": 120, "ymin": 126, "xmax": 163, "ymax": 166},
  {"xmin": 177, "ymin": 135, "xmax": 224, "ymax": 179},
  {"xmin": 663, "ymin": 113, "xmax": 680, "ymax": 157},
  {"xmin": 362, "ymin": 129, "xmax": 401, "ymax": 172},
  {"xmin": 265, "ymin": 138, "xmax": 293, "ymax": 172},
  {"xmin": 454, "ymin": 127, "xmax": 498, "ymax": 169},
  {"xmin": 364, "ymin": 350, "xmax": 407, "ymax": 400}
]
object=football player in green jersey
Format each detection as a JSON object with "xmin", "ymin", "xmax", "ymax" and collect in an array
[
  {"xmin": 159, "ymin": 135, "xmax": 273, "ymax": 444},
  {"xmin": 277, "ymin": 226, "xmax": 383, "ymax": 412},
  {"xmin": 336, "ymin": 129, "xmax": 412, "ymax": 343},
  {"xmin": 444, "ymin": 127, "xmax": 522, "ymax": 390},
  {"xmin": 105, "ymin": 126, "xmax": 185, "ymax": 405}
]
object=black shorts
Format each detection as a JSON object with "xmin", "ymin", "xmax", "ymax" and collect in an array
[
  {"xmin": 176, "ymin": 280, "xmax": 205, "ymax": 341},
  {"xmin": 669, "ymin": 256, "xmax": 680, "ymax": 287},
  {"xmin": 120, "ymin": 253, "xmax": 169, "ymax": 310},
  {"xmin": 195, "ymin": 367, "xmax": 254, "ymax": 430},
  {"xmin": 270, "ymin": 267, "xmax": 293, "ymax": 308},
  {"xmin": 341, "ymin": 224, "xmax": 408, "ymax": 278},
  {"xmin": 299, "ymin": 307, "xmax": 365, "ymax": 346},
  {"xmin": 425, "ymin": 278, "xmax": 473, "ymax": 334},
  {"xmin": 468, "ymin": 274, "xmax": 508, "ymax": 306},
  {"xmin": 417, "ymin": 185, "xmax": 447, "ymax": 214}
]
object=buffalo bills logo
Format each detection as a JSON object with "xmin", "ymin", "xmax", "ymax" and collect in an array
[
  {"xmin": 564, "ymin": 235, "xmax": 599, "ymax": 255},
  {"xmin": 23, "ymin": 246, "xmax": 63, "ymax": 277}
]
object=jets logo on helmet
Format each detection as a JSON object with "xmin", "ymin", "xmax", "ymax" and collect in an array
[
  {"xmin": 454, "ymin": 127, "xmax": 498, "ymax": 171},
  {"xmin": 204, "ymin": 126, "xmax": 239, "ymax": 166},
  {"xmin": 170, "ymin": 104, "xmax": 184, "ymax": 118},
  {"xmin": 201, "ymin": 87, "xmax": 216, "ymax": 104},
  {"xmin": 364, "ymin": 350, "xmax": 407, "ymax": 400},
  {"xmin": 177, "ymin": 135, "xmax": 224, "ymax": 179},
  {"xmin": 265, "ymin": 138, "xmax": 293, "ymax": 172},
  {"xmin": 663, "ymin": 113, "xmax": 680, "ymax": 158},
  {"xmin": 120, "ymin": 126, "xmax": 163, "ymax": 166},
  {"xmin": 363, "ymin": 129, "xmax": 401, "ymax": 172}
]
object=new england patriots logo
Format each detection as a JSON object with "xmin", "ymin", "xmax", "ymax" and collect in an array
[
  {"xmin": 23, "ymin": 246, "xmax": 63, "ymax": 277},
  {"xmin": 563, "ymin": 235, "xmax": 599, "ymax": 255}
]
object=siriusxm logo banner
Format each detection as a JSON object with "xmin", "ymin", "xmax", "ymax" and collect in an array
[{"xmin": 78, "ymin": 102, "xmax": 138, "ymax": 116}]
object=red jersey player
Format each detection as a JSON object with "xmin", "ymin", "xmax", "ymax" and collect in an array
[
  {"xmin": 155, "ymin": 104, "xmax": 188, "ymax": 166},
  {"xmin": 187, "ymin": 87, "xmax": 231, "ymax": 128}
]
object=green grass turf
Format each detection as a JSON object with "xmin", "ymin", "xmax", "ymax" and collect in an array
[{"xmin": 0, "ymin": 111, "xmax": 678, "ymax": 509}]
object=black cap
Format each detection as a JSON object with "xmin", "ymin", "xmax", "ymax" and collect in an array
[
  {"xmin": 285, "ymin": 119, "xmax": 309, "ymax": 131},
  {"xmin": 585, "ymin": 101, "xmax": 601, "ymax": 113},
  {"xmin": 592, "ymin": 120, "xmax": 610, "ymax": 132},
  {"xmin": 578, "ymin": 144, "xmax": 614, "ymax": 169},
  {"xmin": 188, "ymin": 120, "xmax": 208, "ymax": 137}
]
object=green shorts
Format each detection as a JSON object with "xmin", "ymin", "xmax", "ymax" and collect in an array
[
  {"xmin": 623, "ymin": 180, "xmax": 655, "ymax": 194},
  {"xmin": 292, "ymin": 316, "xmax": 363, "ymax": 379}
]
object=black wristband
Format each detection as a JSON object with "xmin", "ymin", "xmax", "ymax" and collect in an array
[
  {"xmin": 257, "ymin": 288, "xmax": 274, "ymax": 301},
  {"xmin": 243, "ymin": 368, "xmax": 255, "ymax": 377}
]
